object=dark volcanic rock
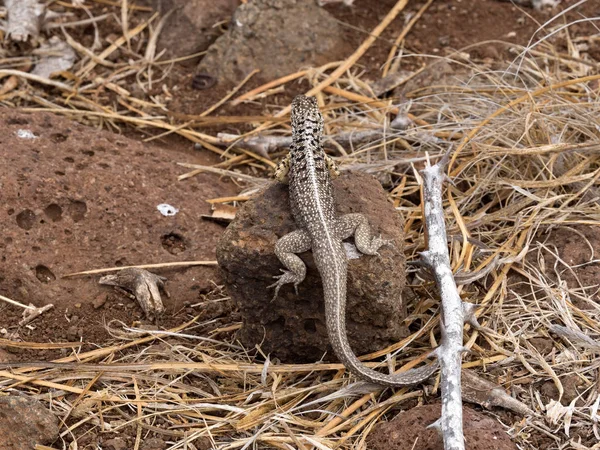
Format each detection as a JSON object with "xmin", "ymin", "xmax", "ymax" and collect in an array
[
  {"xmin": 151, "ymin": 0, "xmax": 240, "ymax": 60},
  {"xmin": 197, "ymin": 0, "xmax": 347, "ymax": 83},
  {"xmin": 217, "ymin": 172, "xmax": 408, "ymax": 363},
  {"xmin": 0, "ymin": 396, "xmax": 59, "ymax": 449}
]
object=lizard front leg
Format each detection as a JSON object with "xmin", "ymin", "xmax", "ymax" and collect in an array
[
  {"xmin": 325, "ymin": 154, "xmax": 340, "ymax": 178},
  {"xmin": 274, "ymin": 153, "xmax": 291, "ymax": 184},
  {"xmin": 269, "ymin": 229, "xmax": 312, "ymax": 299},
  {"xmin": 335, "ymin": 213, "xmax": 392, "ymax": 255}
]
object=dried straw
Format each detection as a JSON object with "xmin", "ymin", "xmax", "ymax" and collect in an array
[{"xmin": 1, "ymin": 2, "xmax": 599, "ymax": 448}]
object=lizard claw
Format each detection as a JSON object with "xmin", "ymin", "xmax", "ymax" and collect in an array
[
  {"xmin": 368, "ymin": 235, "xmax": 394, "ymax": 257},
  {"xmin": 379, "ymin": 235, "xmax": 394, "ymax": 247},
  {"xmin": 268, "ymin": 270, "xmax": 302, "ymax": 301},
  {"xmin": 367, "ymin": 236, "xmax": 394, "ymax": 260}
]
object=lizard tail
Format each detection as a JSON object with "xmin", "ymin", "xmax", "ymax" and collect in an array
[{"xmin": 324, "ymin": 282, "xmax": 438, "ymax": 387}]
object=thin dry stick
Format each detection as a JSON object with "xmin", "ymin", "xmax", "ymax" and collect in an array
[
  {"xmin": 142, "ymin": 71, "xmax": 259, "ymax": 143},
  {"xmin": 214, "ymin": 128, "xmax": 407, "ymax": 157},
  {"xmin": 176, "ymin": 163, "xmax": 265, "ymax": 184},
  {"xmin": 21, "ymin": 107, "xmax": 221, "ymax": 144},
  {"xmin": 133, "ymin": 377, "xmax": 143, "ymax": 450},
  {"xmin": 201, "ymin": 69, "xmax": 260, "ymax": 117},
  {"xmin": 271, "ymin": 0, "xmax": 409, "ymax": 120},
  {"xmin": 382, "ymin": 0, "xmax": 435, "ymax": 77},
  {"xmin": 121, "ymin": 0, "xmax": 130, "ymax": 50},
  {"xmin": 206, "ymin": 195, "xmax": 252, "ymax": 204},
  {"xmin": 0, "ymin": 339, "xmax": 82, "ymax": 349},
  {"xmin": 19, "ymin": 305, "xmax": 54, "ymax": 326},
  {"xmin": 0, "ymin": 359, "xmax": 417, "ymax": 374},
  {"xmin": 231, "ymin": 69, "xmax": 310, "ymax": 106},
  {"xmin": 315, "ymin": 351, "xmax": 434, "ymax": 438},
  {"xmin": 77, "ymin": 13, "xmax": 158, "ymax": 78},
  {"xmin": 0, "ymin": 293, "xmax": 54, "ymax": 326},
  {"xmin": 45, "ymin": 13, "xmax": 111, "ymax": 30},
  {"xmin": 0, "ymin": 69, "xmax": 74, "ymax": 92},
  {"xmin": 322, "ymin": 86, "xmax": 434, "ymax": 129},
  {"xmin": 143, "ymin": 119, "xmax": 195, "ymax": 143},
  {"xmin": 322, "ymin": 86, "xmax": 463, "ymax": 138},
  {"xmin": 62, "ymin": 260, "xmax": 217, "ymax": 278},
  {"xmin": 0, "ymin": 293, "xmax": 36, "ymax": 310},
  {"xmin": 0, "ymin": 370, "xmax": 122, "ymax": 400},
  {"xmin": 231, "ymin": 61, "xmax": 343, "ymax": 106}
]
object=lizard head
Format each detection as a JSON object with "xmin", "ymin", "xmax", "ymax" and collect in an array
[{"xmin": 291, "ymin": 95, "xmax": 323, "ymax": 136}]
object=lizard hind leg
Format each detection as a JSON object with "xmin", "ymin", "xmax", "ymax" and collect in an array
[
  {"xmin": 336, "ymin": 213, "xmax": 393, "ymax": 256},
  {"xmin": 268, "ymin": 229, "xmax": 312, "ymax": 299}
]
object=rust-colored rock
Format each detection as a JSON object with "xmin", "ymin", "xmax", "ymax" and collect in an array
[
  {"xmin": 0, "ymin": 396, "xmax": 59, "ymax": 449},
  {"xmin": 217, "ymin": 172, "xmax": 408, "ymax": 363},
  {"xmin": 0, "ymin": 110, "xmax": 235, "ymax": 315},
  {"xmin": 368, "ymin": 404, "xmax": 518, "ymax": 450}
]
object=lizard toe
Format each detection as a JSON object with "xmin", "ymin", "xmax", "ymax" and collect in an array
[{"xmin": 267, "ymin": 270, "xmax": 303, "ymax": 295}]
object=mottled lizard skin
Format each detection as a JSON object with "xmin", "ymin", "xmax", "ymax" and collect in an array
[{"xmin": 270, "ymin": 95, "xmax": 438, "ymax": 387}]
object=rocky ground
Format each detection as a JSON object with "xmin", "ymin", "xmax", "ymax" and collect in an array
[{"xmin": 0, "ymin": 0, "xmax": 599, "ymax": 449}]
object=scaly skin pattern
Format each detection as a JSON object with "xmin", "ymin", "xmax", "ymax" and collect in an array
[{"xmin": 270, "ymin": 95, "xmax": 438, "ymax": 387}]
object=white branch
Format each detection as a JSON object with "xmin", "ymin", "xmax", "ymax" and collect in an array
[
  {"xmin": 216, "ymin": 118, "xmax": 411, "ymax": 158},
  {"xmin": 420, "ymin": 154, "xmax": 465, "ymax": 450}
]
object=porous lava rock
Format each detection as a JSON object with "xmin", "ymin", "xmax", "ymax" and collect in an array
[
  {"xmin": 197, "ymin": 0, "xmax": 347, "ymax": 83},
  {"xmin": 0, "ymin": 396, "xmax": 59, "ymax": 449},
  {"xmin": 368, "ymin": 404, "xmax": 518, "ymax": 450},
  {"xmin": 0, "ymin": 110, "xmax": 235, "ymax": 315},
  {"xmin": 217, "ymin": 172, "xmax": 408, "ymax": 363}
]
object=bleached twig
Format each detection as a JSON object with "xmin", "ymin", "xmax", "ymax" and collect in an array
[
  {"xmin": 419, "ymin": 152, "xmax": 466, "ymax": 450},
  {"xmin": 462, "ymin": 369, "xmax": 535, "ymax": 416},
  {"xmin": 19, "ymin": 304, "xmax": 54, "ymax": 326},
  {"xmin": 216, "ymin": 116, "xmax": 411, "ymax": 158},
  {"xmin": 0, "ymin": 293, "xmax": 36, "ymax": 311},
  {"xmin": 498, "ymin": 0, "xmax": 561, "ymax": 9},
  {"xmin": 0, "ymin": 293, "xmax": 54, "ymax": 326},
  {"xmin": 549, "ymin": 324, "xmax": 600, "ymax": 351}
]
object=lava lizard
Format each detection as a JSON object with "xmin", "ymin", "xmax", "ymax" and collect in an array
[{"xmin": 270, "ymin": 95, "xmax": 438, "ymax": 387}]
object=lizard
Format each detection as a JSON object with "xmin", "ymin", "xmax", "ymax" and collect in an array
[{"xmin": 269, "ymin": 94, "xmax": 438, "ymax": 387}]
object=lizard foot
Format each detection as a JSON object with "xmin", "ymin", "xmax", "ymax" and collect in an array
[
  {"xmin": 268, "ymin": 269, "xmax": 302, "ymax": 300},
  {"xmin": 371, "ymin": 235, "xmax": 394, "ymax": 257}
]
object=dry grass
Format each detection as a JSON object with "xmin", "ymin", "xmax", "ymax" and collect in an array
[{"xmin": 0, "ymin": 1, "xmax": 600, "ymax": 449}]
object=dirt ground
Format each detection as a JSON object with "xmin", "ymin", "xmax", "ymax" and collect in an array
[
  {"xmin": 166, "ymin": 0, "xmax": 600, "ymax": 117},
  {"xmin": 0, "ymin": 0, "xmax": 599, "ymax": 449},
  {"xmin": 1, "ymin": 0, "xmax": 594, "ymax": 361}
]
